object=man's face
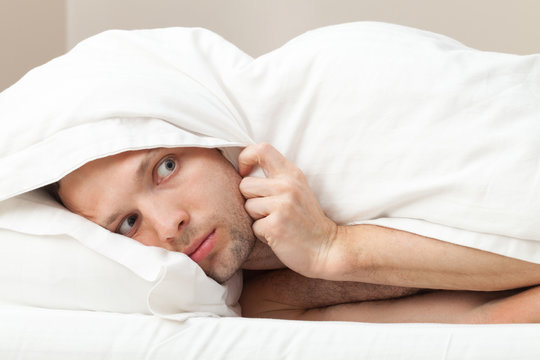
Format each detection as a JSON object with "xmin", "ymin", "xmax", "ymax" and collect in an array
[{"xmin": 58, "ymin": 147, "xmax": 255, "ymax": 283}]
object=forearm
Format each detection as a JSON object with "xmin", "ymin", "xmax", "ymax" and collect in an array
[
  {"xmin": 321, "ymin": 224, "xmax": 540, "ymax": 291},
  {"xmin": 244, "ymin": 283, "xmax": 540, "ymax": 324},
  {"xmin": 240, "ymin": 269, "xmax": 419, "ymax": 317},
  {"xmin": 293, "ymin": 289, "xmax": 525, "ymax": 324}
]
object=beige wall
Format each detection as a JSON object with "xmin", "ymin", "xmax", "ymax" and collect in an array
[
  {"xmin": 0, "ymin": 0, "xmax": 65, "ymax": 91},
  {"xmin": 1, "ymin": 1, "xmax": 539, "ymax": 91},
  {"xmin": 67, "ymin": 0, "xmax": 540, "ymax": 56}
]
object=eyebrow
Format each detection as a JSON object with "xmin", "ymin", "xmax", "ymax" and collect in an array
[
  {"xmin": 136, "ymin": 149, "xmax": 158, "ymax": 182},
  {"xmin": 104, "ymin": 210, "xmax": 122, "ymax": 229},
  {"xmin": 103, "ymin": 148, "xmax": 160, "ymax": 229}
]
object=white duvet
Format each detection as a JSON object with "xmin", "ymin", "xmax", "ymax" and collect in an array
[{"xmin": 0, "ymin": 22, "xmax": 539, "ymax": 318}]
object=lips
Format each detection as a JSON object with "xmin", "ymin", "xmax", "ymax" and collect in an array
[{"xmin": 185, "ymin": 229, "xmax": 216, "ymax": 263}]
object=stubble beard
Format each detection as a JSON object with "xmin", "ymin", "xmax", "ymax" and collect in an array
[
  {"xmin": 170, "ymin": 208, "xmax": 255, "ymax": 284},
  {"xmin": 206, "ymin": 206, "xmax": 256, "ymax": 283},
  {"xmin": 205, "ymin": 162, "xmax": 256, "ymax": 283}
]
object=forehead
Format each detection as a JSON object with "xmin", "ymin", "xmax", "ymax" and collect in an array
[
  {"xmin": 57, "ymin": 149, "xmax": 153, "ymax": 216},
  {"xmin": 64, "ymin": 149, "xmax": 152, "ymax": 185}
]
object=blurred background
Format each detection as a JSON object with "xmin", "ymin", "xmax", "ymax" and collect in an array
[{"xmin": 1, "ymin": 0, "xmax": 539, "ymax": 91}]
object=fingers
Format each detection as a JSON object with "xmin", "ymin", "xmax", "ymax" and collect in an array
[
  {"xmin": 238, "ymin": 142, "xmax": 311, "ymax": 248},
  {"xmin": 251, "ymin": 218, "xmax": 269, "ymax": 244},
  {"xmin": 244, "ymin": 197, "xmax": 272, "ymax": 220},
  {"xmin": 242, "ymin": 178, "xmax": 294, "ymax": 219},
  {"xmin": 240, "ymin": 175, "xmax": 300, "ymax": 199},
  {"xmin": 239, "ymin": 176, "xmax": 275, "ymax": 199},
  {"xmin": 238, "ymin": 143, "xmax": 296, "ymax": 177}
]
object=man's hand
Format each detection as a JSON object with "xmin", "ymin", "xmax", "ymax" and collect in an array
[
  {"xmin": 238, "ymin": 143, "xmax": 337, "ymax": 278},
  {"xmin": 238, "ymin": 144, "xmax": 540, "ymax": 291}
]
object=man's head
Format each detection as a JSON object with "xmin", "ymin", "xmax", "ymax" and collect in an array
[{"xmin": 57, "ymin": 147, "xmax": 256, "ymax": 283}]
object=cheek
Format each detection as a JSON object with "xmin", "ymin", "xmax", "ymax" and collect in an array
[{"xmin": 133, "ymin": 229, "xmax": 162, "ymax": 248}]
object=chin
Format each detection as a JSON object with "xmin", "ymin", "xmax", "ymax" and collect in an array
[
  {"xmin": 209, "ymin": 240, "xmax": 255, "ymax": 283},
  {"xmin": 207, "ymin": 267, "xmax": 238, "ymax": 284}
]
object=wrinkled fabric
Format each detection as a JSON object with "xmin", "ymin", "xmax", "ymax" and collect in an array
[{"xmin": 1, "ymin": 22, "xmax": 540, "ymax": 317}]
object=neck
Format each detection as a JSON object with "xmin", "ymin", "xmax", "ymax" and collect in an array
[{"xmin": 242, "ymin": 240, "xmax": 284, "ymax": 270}]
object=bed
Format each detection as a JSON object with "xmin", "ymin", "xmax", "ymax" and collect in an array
[
  {"xmin": 2, "ymin": 303, "xmax": 540, "ymax": 359},
  {"xmin": 1, "ymin": 21, "xmax": 540, "ymax": 359}
]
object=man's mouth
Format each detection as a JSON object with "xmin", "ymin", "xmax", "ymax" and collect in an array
[{"xmin": 185, "ymin": 229, "xmax": 216, "ymax": 263}]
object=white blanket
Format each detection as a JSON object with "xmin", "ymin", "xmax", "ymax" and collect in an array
[{"xmin": 0, "ymin": 22, "xmax": 539, "ymax": 317}]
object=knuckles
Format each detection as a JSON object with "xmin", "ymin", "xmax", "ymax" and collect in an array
[
  {"xmin": 274, "ymin": 177, "xmax": 294, "ymax": 194},
  {"xmin": 281, "ymin": 178, "xmax": 303, "ymax": 203},
  {"xmin": 255, "ymin": 142, "xmax": 274, "ymax": 154},
  {"xmin": 242, "ymin": 142, "xmax": 273, "ymax": 163},
  {"xmin": 289, "ymin": 166, "xmax": 304, "ymax": 180}
]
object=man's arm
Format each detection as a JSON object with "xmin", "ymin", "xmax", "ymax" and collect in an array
[
  {"xmin": 241, "ymin": 274, "xmax": 540, "ymax": 324},
  {"xmin": 238, "ymin": 143, "xmax": 540, "ymax": 291},
  {"xmin": 242, "ymin": 269, "xmax": 420, "ymax": 311},
  {"xmin": 319, "ymin": 224, "xmax": 540, "ymax": 291}
]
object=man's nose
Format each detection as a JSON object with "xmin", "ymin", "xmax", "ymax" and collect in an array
[{"xmin": 144, "ymin": 201, "xmax": 189, "ymax": 246}]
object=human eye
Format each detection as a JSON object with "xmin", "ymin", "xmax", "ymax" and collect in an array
[
  {"xmin": 117, "ymin": 214, "xmax": 138, "ymax": 236},
  {"xmin": 155, "ymin": 156, "xmax": 176, "ymax": 183}
]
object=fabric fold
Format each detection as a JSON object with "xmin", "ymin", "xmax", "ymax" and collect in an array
[{"xmin": 1, "ymin": 22, "xmax": 539, "ymax": 318}]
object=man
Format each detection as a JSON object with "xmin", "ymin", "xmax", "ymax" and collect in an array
[{"xmin": 54, "ymin": 144, "xmax": 540, "ymax": 323}]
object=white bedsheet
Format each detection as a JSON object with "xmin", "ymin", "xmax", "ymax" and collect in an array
[
  {"xmin": 2, "ymin": 303, "xmax": 540, "ymax": 359},
  {"xmin": 1, "ymin": 22, "xmax": 540, "ymax": 359},
  {"xmin": 1, "ymin": 22, "xmax": 539, "ymax": 267}
]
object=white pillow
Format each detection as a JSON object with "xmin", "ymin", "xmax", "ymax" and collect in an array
[
  {"xmin": 0, "ymin": 227, "xmax": 151, "ymax": 314},
  {"xmin": 1, "ymin": 22, "xmax": 540, "ymax": 319},
  {"xmin": 0, "ymin": 190, "xmax": 241, "ymax": 318},
  {"xmin": 0, "ymin": 27, "xmax": 250, "ymax": 318}
]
